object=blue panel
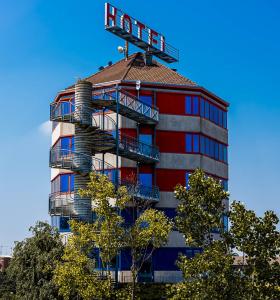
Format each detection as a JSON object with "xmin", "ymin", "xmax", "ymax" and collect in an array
[
  {"xmin": 157, "ymin": 208, "xmax": 177, "ymax": 219},
  {"xmin": 219, "ymin": 144, "xmax": 223, "ymax": 161},
  {"xmin": 193, "ymin": 134, "xmax": 199, "ymax": 153},
  {"xmin": 121, "ymin": 207, "xmax": 137, "ymax": 224},
  {"xmin": 139, "ymin": 134, "xmax": 152, "ymax": 145},
  {"xmin": 186, "ymin": 134, "xmax": 192, "ymax": 152},
  {"xmin": 70, "ymin": 174, "xmax": 74, "ymax": 191},
  {"xmin": 140, "ymin": 95, "xmax": 153, "ymax": 106},
  {"xmin": 219, "ymin": 109, "xmax": 223, "ymax": 127},
  {"xmin": 61, "ymin": 137, "xmax": 70, "ymax": 150},
  {"xmin": 205, "ymin": 101, "xmax": 210, "ymax": 119},
  {"xmin": 205, "ymin": 137, "xmax": 210, "ymax": 156},
  {"xmin": 186, "ymin": 172, "xmax": 190, "ymax": 188},
  {"xmin": 60, "ymin": 217, "xmax": 70, "ymax": 232},
  {"xmin": 214, "ymin": 142, "xmax": 219, "ymax": 160},
  {"xmin": 223, "ymin": 146, "xmax": 228, "ymax": 163},
  {"xmin": 223, "ymin": 111, "xmax": 227, "ymax": 128},
  {"xmin": 200, "ymin": 98, "xmax": 205, "ymax": 117},
  {"xmin": 139, "ymin": 173, "xmax": 152, "ymax": 187},
  {"xmin": 200, "ymin": 136, "xmax": 205, "ymax": 154},
  {"xmin": 185, "ymin": 96, "xmax": 192, "ymax": 114},
  {"xmin": 60, "ymin": 174, "xmax": 69, "ymax": 192},
  {"xmin": 193, "ymin": 96, "xmax": 199, "ymax": 115}
]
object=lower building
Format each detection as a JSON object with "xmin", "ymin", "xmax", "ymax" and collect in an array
[{"xmin": 49, "ymin": 52, "xmax": 229, "ymax": 282}]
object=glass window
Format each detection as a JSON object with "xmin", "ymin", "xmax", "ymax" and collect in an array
[
  {"xmin": 205, "ymin": 137, "xmax": 210, "ymax": 156},
  {"xmin": 186, "ymin": 134, "xmax": 192, "ymax": 152},
  {"xmin": 139, "ymin": 134, "xmax": 152, "ymax": 145},
  {"xmin": 140, "ymin": 95, "xmax": 153, "ymax": 106},
  {"xmin": 214, "ymin": 142, "xmax": 219, "ymax": 160},
  {"xmin": 223, "ymin": 111, "xmax": 227, "ymax": 129},
  {"xmin": 200, "ymin": 98, "xmax": 205, "ymax": 117},
  {"xmin": 219, "ymin": 144, "xmax": 223, "ymax": 161},
  {"xmin": 214, "ymin": 106, "xmax": 218, "ymax": 124},
  {"xmin": 209, "ymin": 139, "xmax": 214, "ymax": 158},
  {"xmin": 70, "ymin": 174, "xmax": 74, "ymax": 191},
  {"xmin": 219, "ymin": 109, "xmax": 223, "ymax": 127},
  {"xmin": 223, "ymin": 146, "xmax": 228, "ymax": 163},
  {"xmin": 205, "ymin": 101, "xmax": 209, "ymax": 119},
  {"xmin": 209, "ymin": 104, "xmax": 214, "ymax": 122},
  {"xmin": 223, "ymin": 215, "xmax": 228, "ymax": 232},
  {"xmin": 60, "ymin": 174, "xmax": 69, "ymax": 192},
  {"xmin": 200, "ymin": 136, "xmax": 205, "ymax": 154},
  {"xmin": 185, "ymin": 96, "xmax": 192, "ymax": 114},
  {"xmin": 193, "ymin": 96, "xmax": 199, "ymax": 115},
  {"xmin": 139, "ymin": 173, "xmax": 152, "ymax": 187},
  {"xmin": 60, "ymin": 217, "xmax": 70, "ymax": 231},
  {"xmin": 193, "ymin": 134, "xmax": 199, "ymax": 153},
  {"xmin": 186, "ymin": 172, "xmax": 190, "ymax": 188}
]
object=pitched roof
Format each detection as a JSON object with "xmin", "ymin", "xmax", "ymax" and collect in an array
[{"xmin": 81, "ymin": 52, "xmax": 197, "ymax": 87}]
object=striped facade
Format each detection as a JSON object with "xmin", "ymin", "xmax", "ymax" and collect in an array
[{"xmin": 49, "ymin": 52, "xmax": 229, "ymax": 282}]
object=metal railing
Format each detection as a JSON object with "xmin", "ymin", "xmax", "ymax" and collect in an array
[
  {"xmin": 120, "ymin": 179, "xmax": 160, "ymax": 202},
  {"xmin": 92, "ymin": 88, "xmax": 159, "ymax": 123},
  {"xmin": 49, "ymin": 192, "xmax": 75, "ymax": 216}
]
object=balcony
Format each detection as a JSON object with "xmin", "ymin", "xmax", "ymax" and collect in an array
[
  {"xmin": 49, "ymin": 148, "xmax": 92, "ymax": 174},
  {"xmin": 92, "ymin": 88, "xmax": 159, "ymax": 124},
  {"xmin": 49, "ymin": 192, "xmax": 75, "ymax": 216},
  {"xmin": 91, "ymin": 131, "xmax": 160, "ymax": 163},
  {"xmin": 121, "ymin": 179, "xmax": 160, "ymax": 202}
]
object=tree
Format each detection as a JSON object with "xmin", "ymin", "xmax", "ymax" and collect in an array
[
  {"xmin": 175, "ymin": 169, "xmax": 229, "ymax": 247},
  {"xmin": 169, "ymin": 169, "xmax": 238, "ymax": 300},
  {"xmin": 124, "ymin": 208, "xmax": 173, "ymax": 300},
  {"xmin": 6, "ymin": 222, "xmax": 64, "ymax": 300},
  {"xmin": 53, "ymin": 173, "xmax": 129, "ymax": 299},
  {"xmin": 229, "ymin": 201, "xmax": 280, "ymax": 300},
  {"xmin": 0, "ymin": 271, "xmax": 16, "ymax": 299},
  {"xmin": 53, "ymin": 172, "xmax": 172, "ymax": 300}
]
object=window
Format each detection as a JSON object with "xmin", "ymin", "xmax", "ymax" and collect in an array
[
  {"xmin": 60, "ymin": 136, "xmax": 74, "ymax": 152},
  {"xmin": 140, "ymin": 95, "xmax": 153, "ymax": 106},
  {"xmin": 193, "ymin": 134, "xmax": 199, "ymax": 153},
  {"xmin": 139, "ymin": 134, "xmax": 152, "ymax": 145},
  {"xmin": 186, "ymin": 172, "xmax": 190, "ymax": 188},
  {"xmin": 185, "ymin": 96, "xmax": 192, "ymax": 114},
  {"xmin": 193, "ymin": 96, "xmax": 199, "ymax": 115},
  {"xmin": 200, "ymin": 98, "xmax": 205, "ymax": 117},
  {"xmin": 51, "ymin": 216, "xmax": 70, "ymax": 232},
  {"xmin": 60, "ymin": 174, "xmax": 74, "ymax": 193},
  {"xmin": 139, "ymin": 173, "xmax": 152, "ymax": 187},
  {"xmin": 186, "ymin": 134, "xmax": 193, "ymax": 152},
  {"xmin": 185, "ymin": 133, "xmax": 227, "ymax": 163},
  {"xmin": 205, "ymin": 101, "xmax": 209, "ymax": 119}
]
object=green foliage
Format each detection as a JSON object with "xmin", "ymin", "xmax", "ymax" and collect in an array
[
  {"xmin": 175, "ymin": 169, "xmax": 229, "ymax": 247},
  {"xmin": 6, "ymin": 221, "xmax": 64, "ymax": 300},
  {"xmin": 0, "ymin": 271, "xmax": 16, "ymax": 299},
  {"xmin": 171, "ymin": 169, "xmax": 280, "ymax": 300},
  {"xmin": 54, "ymin": 172, "xmax": 172, "ymax": 300},
  {"xmin": 53, "ymin": 221, "xmax": 113, "ymax": 300},
  {"xmin": 229, "ymin": 201, "xmax": 280, "ymax": 300},
  {"xmin": 169, "ymin": 242, "xmax": 245, "ymax": 300}
]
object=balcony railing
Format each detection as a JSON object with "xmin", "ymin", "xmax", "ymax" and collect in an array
[
  {"xmin": 49, "ymin": 148, "xmax": 92, "ymax": 174},
  {"xmin": 92, "ymin": 88, "xmax": 159, "ymax": 124},
  {"xmin": 49, "ymin": 192, "xmax": 75, "ymax": 216}
]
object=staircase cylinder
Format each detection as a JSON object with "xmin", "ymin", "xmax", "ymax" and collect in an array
[{"xmin": 74, "ymin": 80, "xmax": 93, "ymax": 222}]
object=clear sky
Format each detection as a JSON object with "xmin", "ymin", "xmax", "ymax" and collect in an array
[{"xmin": 0, "ymin": 0, "xmax": 279, "ymax": 253}]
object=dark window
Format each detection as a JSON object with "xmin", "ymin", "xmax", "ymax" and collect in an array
[
  {"xmin": 200, "ymin": 136, "xmax": 205, "ymax": 154},
  {"xmin": 223, "ymin": 111, "xmax": 227, "ymax": 128},
  {"xmin": 200, "ymin": 98, "xmax": 205, "ymax": 117},
  {"xmin": 60, "ymin": 174, "xmax": 74, "ymax": 193},
  {"xmin": 193, "ymin": 134, "xmax": 199, "ymax": 153},
  {"xmin": 139, "ymin": 173, "xmax": 152, "ymax": 187},
  {"xmin": 193, "ymin": 96, "xmax": 199, "ymax": 115},
  {"xmin": 140, "ymin": 95, "xmax": 153, "ymax": 106},
  {"xmin": 185, "ymin": 96, "xmax": 192, "ymax": 114},
  {"xmin": 186, "ymin": 134, "xmax": 192, "ymax": 152},
  {"xmin": 214, "ymin": 142, "xmax": 219, "ymax": 160},
  {"xmin": 205, "ymin": 101, "xmax": 209, "ymax": 119},
  {"xmin": 186, "ymin": 172, "xmax": 190, "ymax": 188}
]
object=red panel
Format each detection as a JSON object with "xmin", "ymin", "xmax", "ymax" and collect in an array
[
  {"xmin": 157, "ymin": 92, "xmax": 185, "ymax": 115},
  {"xmin": 120, "ymin": 167, "xmax": 137, "ymax": 181},
  {"xmin": 139, "ymin": 165, "xmax": 153, "ymax": 173},
  {"xmin": 120, "ymin": 128, "xmax": 137, "ymax": 138},
  {"xmin": 139, "ymin": 125, "xmax": 153, "ymax": 134},
  {"xmin": 156, "ymin": 169, "xmax": 186, "ymax": 191},
  {"xmin": 156, "ymin": 131, "xmax": 185, "ymax": 153}
]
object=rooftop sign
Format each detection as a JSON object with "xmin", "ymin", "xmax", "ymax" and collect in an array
[{"xmin": 105, "ymin": 3, "xmax": 179, "ymax": 63}]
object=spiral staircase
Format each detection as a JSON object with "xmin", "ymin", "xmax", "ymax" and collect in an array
[{"xmin": 49, "ymin": 81, "xmax": 160, "ymax": 221}]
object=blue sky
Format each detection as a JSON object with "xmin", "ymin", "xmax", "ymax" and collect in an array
[{"xmin": 0, "ymin": 0, "xmax": 279, "ymax": 252}]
